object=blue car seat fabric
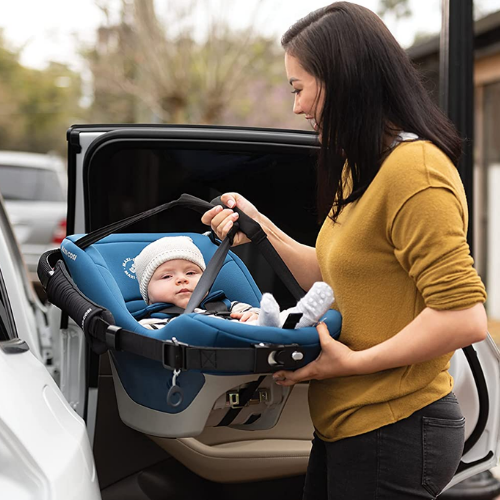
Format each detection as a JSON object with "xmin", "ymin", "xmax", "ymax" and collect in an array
[{"xmin": 60, "ymin": 232, "xmax": 342, "ymax": 414}]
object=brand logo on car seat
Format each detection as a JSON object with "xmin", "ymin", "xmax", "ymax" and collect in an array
[
  {"xmin": 123, "ymin": 257, "xmax": 136, "ymax": 279},
  {"xmin": 61, "ymin": 245, "xmax": 77, "ymax": 261}
]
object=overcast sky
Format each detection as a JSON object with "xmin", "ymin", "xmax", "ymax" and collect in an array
[{"xmin": 0, "ymin": 0, "xmax": 498, "ymax": 72}]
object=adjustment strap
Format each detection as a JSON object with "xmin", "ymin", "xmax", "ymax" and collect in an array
[{"xmin": 254, "ymin": 239, "xmax": 304, "ymax": 300}]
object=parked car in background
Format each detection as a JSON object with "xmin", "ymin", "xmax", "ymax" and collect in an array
[{"xmin": 0, "ymin": 150, "xmax": 67, "ymax": 282}]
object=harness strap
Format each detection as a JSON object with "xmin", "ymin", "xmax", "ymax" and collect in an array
[
  {"xmin": 204, "ymin": 301, "xmax": 231, "ymax": 314},
  {"xmin": 184, "ymin": 236, "xmax": 233, "ymax": 313},
  {"xmin": 155, "ymin": 306, "xmax": 185, "ymax": 316},
  {"xmin": 151, "ymin": 301, "xmax": 229, "ymax": 318}
]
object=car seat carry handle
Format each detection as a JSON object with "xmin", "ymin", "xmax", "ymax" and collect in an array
[{"xmin": 75, "ymin": 194, "xmax": 216, "ymax": 250}]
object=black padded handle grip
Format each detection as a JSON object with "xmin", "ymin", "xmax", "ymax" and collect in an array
[
  {"xmin": 37, "ymin": 249, "xmax": 61, "ymax": 289},
  {"xmin": 45, "ymin": 260, "xmax": 115, "ymax": 354}
]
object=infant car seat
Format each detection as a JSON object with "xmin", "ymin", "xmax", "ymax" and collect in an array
[{"xmin": 38, "ymin": 194, "xmax": 342, "ymax": 438}]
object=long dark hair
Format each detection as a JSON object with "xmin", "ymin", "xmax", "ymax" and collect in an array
[{"xmin": 281, "ymin": 2, "xmax": 462, "ymax": 222}]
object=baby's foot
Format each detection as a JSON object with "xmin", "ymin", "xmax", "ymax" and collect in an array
[
  {"xmin": 293, "ymin": 282, "xmax": 334, "ymax": 329},
  {"xmin": 258, "ymin": 293, "xmax": 281, "ymax": 328}
]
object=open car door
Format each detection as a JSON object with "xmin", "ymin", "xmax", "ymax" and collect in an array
[{"xmin": 62, "ymin": 124, "xmax": 500, "ymax": 498}]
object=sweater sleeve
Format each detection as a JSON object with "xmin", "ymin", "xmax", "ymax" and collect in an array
[
  {"xmin": 229, "ymin": 302, "xmax": 260, "ymax": 314},
  {"xmin": 390, "ymin": 186, "xmax": 486, "ymax": 310}
]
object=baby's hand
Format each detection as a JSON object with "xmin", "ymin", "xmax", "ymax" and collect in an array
[{"xmin": 230, "ymin": 311, "xmax": 259, "ymax": 323}]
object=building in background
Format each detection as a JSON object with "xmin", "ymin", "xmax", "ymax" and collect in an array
[{"xmin": 408, "ymin": 9, "xmax": 500, "ymax": 321}]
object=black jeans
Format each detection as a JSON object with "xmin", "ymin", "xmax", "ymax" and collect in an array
[{"xmin": 303, "ymin": 393, "xmax": 465, "ymax": 499}]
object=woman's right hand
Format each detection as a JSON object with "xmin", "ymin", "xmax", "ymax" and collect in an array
[{"xmin": 201, "ymin": 193, "xmax": 261, "ymax": 247}]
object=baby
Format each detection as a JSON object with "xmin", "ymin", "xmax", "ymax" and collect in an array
[{"xmin": 134, "ymin": 236, "xmax": 334, "ymax": 330}]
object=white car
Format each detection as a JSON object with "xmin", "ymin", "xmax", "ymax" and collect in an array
[
  {"xmin": 0, "ymin": 192, "xmax": 99, "ymax": 500},
  {"xmin": 0, "ymin": 151, "xmax": 67, "ymax": 281}
]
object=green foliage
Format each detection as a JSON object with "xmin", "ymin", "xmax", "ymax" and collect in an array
[
  {"xmin": 0, "ymin": 30, "xmax": 84, "ymax": 156},
  {"xmin": 378, "ymin": 0, "xmax": 411, "ymax": 20},
  {"xmin": 84, "ymin": 0, "xmax": 305, "ymax": 130}
]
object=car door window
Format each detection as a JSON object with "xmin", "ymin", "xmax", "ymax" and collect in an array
[{"xmin": 0, "ymin": 165, "xmax": 65, "ymax": 202}]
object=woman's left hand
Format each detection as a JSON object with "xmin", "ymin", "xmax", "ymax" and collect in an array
[
  {"xmin": 273, "ymin": 304, "xmax": 489, "ymax": 387},
  {"xmin": 273, "ymin": 322, "xmax": 362, "ymax": 386}
]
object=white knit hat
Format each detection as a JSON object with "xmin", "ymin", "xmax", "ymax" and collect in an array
[{"xmin": 134, "ymin": 236, "xmax": 206, "ymax": 303}]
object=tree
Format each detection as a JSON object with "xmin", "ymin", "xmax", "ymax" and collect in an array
[
  {"xmin": 378, "ymin": 0, "xmax": 411, "ymax": 21},
  {"xmin": 0, "ymin": 30, "xmax": 84, "ymax": 155},
  {"xmin": 85, "ymin": 0, "xmax": 302, "ymax": 129}
]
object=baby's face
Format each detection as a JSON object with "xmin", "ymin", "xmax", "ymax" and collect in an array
[{"xmin": 148, "ymin": 259, "xmax": 203, "ymax": 309}]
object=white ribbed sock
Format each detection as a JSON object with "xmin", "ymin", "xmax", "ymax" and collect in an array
[
  {"xmin": 283, "ymin": 282, "xmax": 334, "ymax": 329},
  {"xmin": 258, "ymin": 293, "xmax": 281, "ymax": 328}
]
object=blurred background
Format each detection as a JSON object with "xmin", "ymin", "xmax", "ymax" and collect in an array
[
  {"xmin": 0, "ymin": 0, "xmax": 499, "ymax": 334},
  {"xmin": 2, "ymin": 0, "xmax": 498, "ymax": 155}
]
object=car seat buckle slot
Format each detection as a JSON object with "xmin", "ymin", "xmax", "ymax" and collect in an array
[
  {"xmin": 228, "ymin": 391, "xmax": 241, "ymax": 408},
  {"xmin": 227, "ymin": 388, "xmax": 270, "ymax": 409}
]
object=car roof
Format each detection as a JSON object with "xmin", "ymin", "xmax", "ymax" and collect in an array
[{"xmin": 0, "ymin": 150, "xmax": 65, "ymax": 171}]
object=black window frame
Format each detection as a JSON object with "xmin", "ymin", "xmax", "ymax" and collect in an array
[{"xmin": 0, "ymin": 267, "xmax": 17, "ymax": 342}]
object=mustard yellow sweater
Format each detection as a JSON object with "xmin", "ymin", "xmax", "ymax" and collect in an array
[{"xmin": 313, "ymin": 141, "xmax": 486, "ymax": 442}]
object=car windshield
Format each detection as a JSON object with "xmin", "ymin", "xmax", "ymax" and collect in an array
[{"xmin": 0, "ymin": 165, "xmax": 65, "ymax": 202}]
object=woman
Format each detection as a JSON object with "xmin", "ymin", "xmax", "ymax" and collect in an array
[{"xmin": 202, "ymin": 3, "xmax": 487, "ymax": 499}]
